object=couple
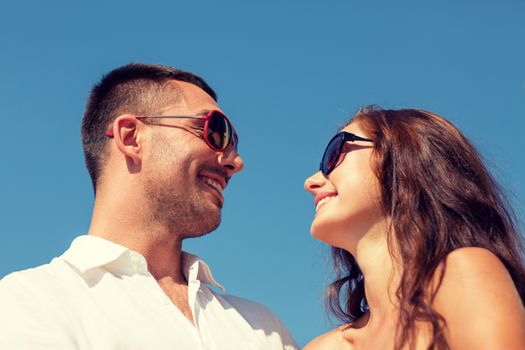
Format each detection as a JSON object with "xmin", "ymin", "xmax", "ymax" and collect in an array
[{"xmin": 1, "ymin": 63, "xmax": 524, "ymax": 349}]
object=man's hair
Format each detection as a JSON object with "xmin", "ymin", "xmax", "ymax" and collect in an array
[{"xmin": 81, "ymin": 62, "xmax": 216, "ymax": 191}]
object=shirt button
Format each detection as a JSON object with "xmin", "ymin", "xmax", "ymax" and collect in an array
[{"xmin": 130, "ymin": 254, "xmax": 146, "ymax": 271}]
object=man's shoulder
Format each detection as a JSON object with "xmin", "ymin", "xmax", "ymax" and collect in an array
[
  {"xmin": 2, "ymin": 261, "xmax": 53, "ymax": 286},
  {"xmin": 217, "ymin": 293, "xmax": 299, "ymax": 349},
  {"xmin": 0, "ymin": 258, "xmax": 77, "ymax": 300},
  {"xmin": 221, "ymin": 294, "xmax": 274, "ymax": 316},
  {"xmin": 218, "ymin": 293, "xmax": 280, "ymax": 325},
  {"xmin": 0, "ymin": 259, "xmax": 85, "ymax": 348}
]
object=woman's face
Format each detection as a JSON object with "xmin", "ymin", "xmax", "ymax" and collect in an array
[{"xmin": 304, "ymin": 122, "xmax": 385, "ymax": 251}]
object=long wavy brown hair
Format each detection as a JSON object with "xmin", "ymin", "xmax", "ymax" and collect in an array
[{"xmin": 326, "ymin": 106, "xmax": 525, "ymax": 349}]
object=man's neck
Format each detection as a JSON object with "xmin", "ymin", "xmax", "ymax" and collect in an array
[{"xmin": 88, "ymin": 190, "xmax": 188, "ymax": 285}]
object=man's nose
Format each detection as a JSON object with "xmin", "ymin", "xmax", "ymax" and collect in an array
[{"xmin": 218, "ymin": 147, "xmax": 244, "ymax": 176}]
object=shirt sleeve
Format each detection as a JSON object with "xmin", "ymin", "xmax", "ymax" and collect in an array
[
  {"xmin": 0, "ymin": 272, "xmax": 78, "ymax": 350},
  {"xmin": 221, "ymin": 294, "xmax": 299, "ymax": 350}
]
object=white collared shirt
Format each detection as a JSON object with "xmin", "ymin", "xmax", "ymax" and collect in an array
[{"xmin": 0, "ymin": 235, "xmax": 298, "ymax": 350}]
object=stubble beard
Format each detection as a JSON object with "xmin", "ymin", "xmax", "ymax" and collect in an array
[
  {"xmin": 144, "ymin": 131, "xmax": 223, "ymax": 240},
  {"xmin": 148, "ymin": 185, "xmax": 222, "ymax": 240},
  {"xmin": 145, "ymin": 162, "xmax": 221, "ymax": 241}
]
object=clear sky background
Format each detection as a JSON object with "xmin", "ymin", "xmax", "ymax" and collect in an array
[{"xmin": 0, "ymin": 0, "xmax": 524, "ymax": 347}]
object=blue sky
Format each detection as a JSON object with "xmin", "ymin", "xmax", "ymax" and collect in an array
[{"xmin": 1, "ymin": 0, "xmax": 524, "ymax": 346}]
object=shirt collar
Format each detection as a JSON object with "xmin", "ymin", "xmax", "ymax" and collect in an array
[{"xmin": 61, "ymin": 235, "xmax": 224, "ymax": 291}]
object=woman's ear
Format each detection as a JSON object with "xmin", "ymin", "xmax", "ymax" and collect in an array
[{"xmin": 110, "ymin": 114, "xmax": 142, "ymax": 166}]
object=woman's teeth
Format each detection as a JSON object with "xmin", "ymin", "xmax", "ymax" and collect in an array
[{"xmin": 316, "ymin": 196, "xmax": 336, "ymax": 211}]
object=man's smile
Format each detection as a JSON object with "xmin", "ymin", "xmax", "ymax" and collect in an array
[{"xmin": 200, "ymin": 176, "xmax": 224, "ymax": 193}]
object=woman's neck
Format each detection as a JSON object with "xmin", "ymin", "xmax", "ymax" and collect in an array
[{"xmin": 350, "ymin": 221, "xmax": 402, "ymax": 327}]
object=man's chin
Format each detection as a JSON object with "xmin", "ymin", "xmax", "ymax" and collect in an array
[{"xmin": 181, "ymin": 214, "xmax": 221, "ymax": 240}]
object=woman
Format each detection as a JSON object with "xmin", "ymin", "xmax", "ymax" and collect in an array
[{"xmin": 304, "ymin": 106, "xmax": 525, "ymax": 349}]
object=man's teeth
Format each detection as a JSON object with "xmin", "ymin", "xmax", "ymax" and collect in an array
[
  {"xmin": 203, "ymin": 178, "xmax": 223, "ymax": 192},
  {"xmin": 316, "ymin": 196, "xmax": 336, "ymax": 211}
]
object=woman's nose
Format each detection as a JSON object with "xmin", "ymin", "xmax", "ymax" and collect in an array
[{"xmin": 304, "ymin": 171, "xmax": 326, "ymax": 195}]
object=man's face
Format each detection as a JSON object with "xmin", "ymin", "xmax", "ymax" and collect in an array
[{"xmin": 141, "ymin": 81, "xmax": 243, "ymax": 238}]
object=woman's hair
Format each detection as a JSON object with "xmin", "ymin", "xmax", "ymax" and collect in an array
[{"xmin": 326, "ymin": 106, "xmax": 525, "ymax": 349}]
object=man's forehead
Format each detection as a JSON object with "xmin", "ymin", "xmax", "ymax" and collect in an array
[
  {"xmin": 158, "ymin": 80, "xmax": 218, "ymax": 115},
  {"xmin": 170, "ymin": 80, "xmax": 215, "ymax": 102}
]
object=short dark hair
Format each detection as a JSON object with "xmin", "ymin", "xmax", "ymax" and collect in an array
[{"xmin": 81, "ymin": 62, "xmax": 216, "ymax": 191}]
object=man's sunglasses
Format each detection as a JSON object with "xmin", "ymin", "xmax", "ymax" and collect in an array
[
  {"xmin": 106, "ymin": 110, "xmax": 238, "ymax": 152},
  {"xmin": 320, "ymin": 131, "xmax": 374, "ymax": 176}
]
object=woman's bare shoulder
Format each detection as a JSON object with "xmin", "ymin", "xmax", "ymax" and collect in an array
[
  {"xmin": 436, "ymin": 247, "xmax": 517, "ymax": 294},
  {"xmin": 434, "ymin": 247, "xmax": 525, "ymax": 348},
  {"xmin": 303, "ymin": 325, "xmax": 352, "ymax": 350},
  {"xmin": 435, "ymin": 247, "xmax": 522, "ymax": 309}
]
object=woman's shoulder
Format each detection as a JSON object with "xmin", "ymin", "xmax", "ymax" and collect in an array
[
  {"xmin": 435, "ymin": 246, "xmax": 521, "ymax": 306},
  {"xmin": 433, "ymin": 247, "xmax": 525, "ymax": 348},
  {"xmin": 437, "ymin": 247, "xmax": 515, "ymax": 291},
  {"xmin": 303, "ymin": 325, "xmax": 353, "ymax": 350},
  {"xmin": 443, "ymin": 246, "xmax": 507, "ymax": 269}
]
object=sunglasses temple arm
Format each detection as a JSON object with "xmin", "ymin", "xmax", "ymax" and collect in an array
[
  {"xmin": 143, "ymin": 115, "xmax": 205, "ymax": 120},
  {"xmin": 352, "ymin": 135, "xmax": 374, "ymax": 142}
]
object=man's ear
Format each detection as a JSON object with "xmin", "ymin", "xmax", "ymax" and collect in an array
[{"xmin": 111, "ymin": 114, "xmax": 142, "ymax": 166}]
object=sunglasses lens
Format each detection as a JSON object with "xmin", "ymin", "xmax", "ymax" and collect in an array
[
  {"xmin": 232, "ymin": 131, "xmax": 239, "ymax": 151},
  {"xmin": 207, "ymin": 112, "xmax": 232, "ymax": 150},
  {"xmin": 321, "ymin": 135, "xmax": 343, "ymax": 175}
]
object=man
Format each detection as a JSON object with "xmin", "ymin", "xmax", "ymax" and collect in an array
[{"xmin": 0, "ymin": 63, "xmax": 298, "ymax": 349}]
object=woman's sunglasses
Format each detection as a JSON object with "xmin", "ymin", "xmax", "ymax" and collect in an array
[
  {"xmin": 106, "ymin": 110, "xmax": 238, "ymax": 152},
  {"xmin": 320, "ymin": 131, "xmax": 374, "ymax": 176}
]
